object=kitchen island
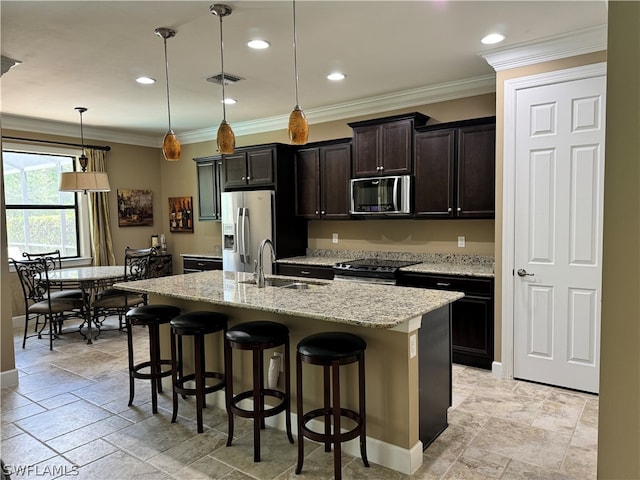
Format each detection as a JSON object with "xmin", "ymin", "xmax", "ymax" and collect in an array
[{"xmin": 114, "ymin": 270, "xmax": 463, "ymax": 475}]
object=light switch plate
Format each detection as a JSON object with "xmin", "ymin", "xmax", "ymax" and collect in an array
[
  {"xmin": 410, "ymin": 334, "xmax": 417, "ymax": 358},
  {"xmin": 332, "ymin": 233, "xmax": 339, "ymax": 244},
  {"xmin": 458, "ymin": 236, "xmax": 466, "ymax": 247}
]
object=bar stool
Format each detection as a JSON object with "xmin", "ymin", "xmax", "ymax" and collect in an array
[
  {"xmin": 169, "ymin": 311, "xmax": 227, "ymax": 433},
  {"xmin": 224, "ymin": 320, "xmax": 294, "ymax": 462},
  {"xmin": 295, "ymin": 332, "xmax": 369, "ymax": 480},
  {"xmin": 125, "ymin": 304, "xmax": 181, "ymax": 413}
]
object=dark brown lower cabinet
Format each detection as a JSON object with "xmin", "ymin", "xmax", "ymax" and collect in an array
[
  {"xmin": 398, "ymin": 272, "xmax": 494, "ymax": 369},
  {"xmin": 182, "ymin": 255, "xmax": 223, "ymax": 274},
  {"xmin": 275, "ymin": 263, "xmax": 334, "ymax": 280}
]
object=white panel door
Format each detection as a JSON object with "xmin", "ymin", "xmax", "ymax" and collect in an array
[{"xmin": 513, "ymin": 75, "xmax": 606, "ymax": 393}]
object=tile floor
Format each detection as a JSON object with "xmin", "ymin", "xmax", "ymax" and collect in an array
[{"xmin": 1, "ymin": 318, "xmax": 598, "ymax": 479}]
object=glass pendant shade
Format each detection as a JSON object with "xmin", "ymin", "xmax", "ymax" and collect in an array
[
  {"xmin": 288, "ymin": 105, "xmax": 309, "ymax": 145},
  {"xmin": 217, "ymin": 120, "xmax": 235, "ymax": 155},
  {"xmin": 162, "ymin": 130, "xmax": 181, "ymax": 161}
]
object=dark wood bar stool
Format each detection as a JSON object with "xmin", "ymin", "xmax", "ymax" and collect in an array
[
  {"xmin": 224, "ymin": 320, "xmax": 294, "ymax": 462},
  {"xmin": 125, "ymin": 304, "xmax": 181, "ymax": 413},
  {"xmin": 169, "ymin": 311, "xmax": 227, "ymax": 433},
  {"xmin": 295, "ymin": 332, "xmax": 369, "ymax": 480}
]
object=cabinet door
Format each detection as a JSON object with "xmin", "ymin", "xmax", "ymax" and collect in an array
[
  {"xmin": 414, "ymin": 129, "xmax": 455, "ymax": 217},
  {"xmin": 295, "ymin": 148, "xmax": 320, "ymax": 218},
  {"xmin": 223, "ymin": 152, "xmax": 248, "ymax": 188},
  {"xmin": 196, "ymin": 159, "xmax": 222, "ymax": 220},
  {"xmin": 352, "ymin": 126, "xmax": 380, "ymax": 177},
  {"xmin": 456, "ymin": 123, "xmax": 496, "ymax": 218},
  {"xmin": 451, "ymin": 295, "xmax": 494, "ymax": 370},
  {"xmin": 320, "ymin": 143, "xmax": 351, "ymax": 219},
  {"xmin": 380, "ymin": 119, "xmax": 412, "ymax": 175},
  {"xmin": 247, "ymin": 148, "xmax": 274, "ymax": 186}
]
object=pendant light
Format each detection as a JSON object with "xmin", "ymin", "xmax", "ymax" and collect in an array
[
  {"xmin": 154, "ymin": 27, "xmax": 181, "ymax": 161},
  {"xmin": 288, "ymin": 0, "xmax": 308, "ymax": 145},
  {"xmin": 59, "ymin": 108, "xmax": 111, "ymax": 194},
  {"xmin": 210, "ymin": 4, "xmax": 235, "ymax": 154}
]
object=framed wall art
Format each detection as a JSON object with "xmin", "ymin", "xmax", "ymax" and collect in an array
[
  {"xmin": 168, "ymin": 196, "xmax": 194, "ymax": 233},
  {"xmin": 117, "ymin": 189, "xmax": 153, "ymax": 227}
]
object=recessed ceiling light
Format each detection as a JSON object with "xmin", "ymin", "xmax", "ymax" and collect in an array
[
  {"xmin": 481, "ymin": 33, "xmax": 506, "ymax": 45},
  {"xmin": 327, "ymin": 72, "xmax": 346, "ymax": 81},
  {"xmin": 247, "ymin": 40, "xmax": 270, "ymax": 49},
  {"xmin": 136, "ymin": 76, "xmax": 156, "ymax": 84},
  {"xmin": 222, "ymin": 98, "xmax": 237, "ymax": 105}
]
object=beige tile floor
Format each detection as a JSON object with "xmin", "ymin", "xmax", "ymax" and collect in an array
[{"xmin": 1, "ymin": 317, "xmax": 598, "ymax": 479}]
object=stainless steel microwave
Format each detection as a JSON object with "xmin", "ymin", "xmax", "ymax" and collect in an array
[{"xmin": 349, "ymin": 175, "xmax": 412, "ymax": 216}]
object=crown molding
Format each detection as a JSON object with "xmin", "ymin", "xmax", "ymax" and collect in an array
[
  {"xmin": 1, "ymin": 114, "xmax": 159, "ymax": 147},
  {"xmin": 481, "ymin": 24, "xmax": 608, "ymax": 72},
  {"xmin": 3, "ymin": 74, "xmax": 495, "ymax": 148},
  {"xmin": 180, "ymin": 74, "xmax": 496, "ymax": 144}
]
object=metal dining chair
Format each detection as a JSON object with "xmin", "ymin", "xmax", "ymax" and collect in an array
[
  {"xmin": 11, "ymin": 257, "xmax": 84, "ymax": 350},
  {"xmin": 91, "ymin": 247, "xmax": 153, "ymax": 333},
  {"xmin": 22, "ymin": 250, "xmax": 84, "ymax": 332}
]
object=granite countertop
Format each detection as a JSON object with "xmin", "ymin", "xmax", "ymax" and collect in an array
[
  {"xmin": 180, "ymin": 252, "xmax": 223, "ymax": 259},
  {"xmin": 114, "ymin": 270, "xmax": 463, "ymax": 330},
  {"xmin": 278, "ymin": 249, "xmax": 495, "ymax": 278}
]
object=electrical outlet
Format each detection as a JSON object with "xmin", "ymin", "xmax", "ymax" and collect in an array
[
  {"xmin": 332, "ymin": 233, "xmax": 339, "ymax": 244},
  {"xmin": 458, "ymin": 236, "xmax": 466, "ymax": 248},
  {"xmin": 273, "ymin": 352, "xmax": 284, "ymax": 372}
]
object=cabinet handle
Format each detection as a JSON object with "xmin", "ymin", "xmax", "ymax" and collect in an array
[
  {"xmin": 321, "ymin": 210, "xmax": 325, "ymax": 214},
  {"xmin": 246, "ymin": 176, "xmax": 251, "ymax": 180},
  {"xmin": 241, "ymin": 176, "xmax": 246, "ymax": 180},
  {"xmin": 436, "ymin": 282, "xmax": 451, "ymax": 287},
  {"xmin": 300, "ymin": 270, "xmax": 310, "ymax": 275},
  {"xmin": 197, "ymin": 262, "xmax": 205, "ymax": 267},
  {"xmin": 315, "ymin": 210, "xmax": 319, "ymax": 215},
  {"xmin": 447, "ymin": 207, "xmax": 452, "ymax": 213},
  {"xmin": 457, "ymin": 207, "xmax": 461, "ymax": 212}
]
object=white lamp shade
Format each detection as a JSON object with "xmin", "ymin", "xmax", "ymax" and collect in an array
[{"xmin": 59, "ymin": 171, "xmax": 111, "ymax": 192}]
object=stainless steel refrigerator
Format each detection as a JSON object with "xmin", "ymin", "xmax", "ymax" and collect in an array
[{"xmin": 221, "ymin": 190, "xmax": 275, "ymax": 273}]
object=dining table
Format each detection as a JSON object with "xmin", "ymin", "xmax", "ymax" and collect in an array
[{"xmin": 48, "ymin": 265, "xmax": 124, "ymax": 344}]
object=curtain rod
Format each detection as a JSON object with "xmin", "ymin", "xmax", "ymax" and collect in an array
[{"xmin": 2, "ymin": 135, "xmax": 111, "ymax": 152}]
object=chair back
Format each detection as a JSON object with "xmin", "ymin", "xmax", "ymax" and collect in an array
[
  {"xmin": 123, "ymin": 247, "xmax": 155, "ymax": 282},
  {"xmin": 22, "ymin": 250, "xmax": 69, "ymax": 290},
  {"xmin": 11, "ymin": 257, "xmax": 52, "ymax": 307}
]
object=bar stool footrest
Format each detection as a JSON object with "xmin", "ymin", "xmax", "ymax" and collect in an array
[
  {"xmin": 300, "ymin": 408, "xmax": 363, "ymax": 444},
  {"xmin": 229, "ymin": 389, "xmax": 287, "ymax": 419},
  {"xmin": 132, "ymin": 359, "xmax": 173, "ymax": 380},
  {"xmin": 175, "ymin": 372, "xmax": 225, "ymax": 396}
]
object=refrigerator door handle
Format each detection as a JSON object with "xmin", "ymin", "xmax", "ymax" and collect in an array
[
  {"xmin": 237, "ymin": 207, "xmax": 245, "ymax": 264},
  {"xmin": 243, "ymin": 208, "xmax": 251, "ymax": 265}
]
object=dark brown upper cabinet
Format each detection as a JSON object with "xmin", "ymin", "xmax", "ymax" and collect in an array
[
  {"xmin": 223, "ymin": 147, "xmax": 275, "ymax": 189},
  {"xmin": 295, "ymin": 139, "xmax": 351, "ymax": 219},
  {"xmin": 414, "ymin": 117, "xmax": 496, "ymax": 219},
  {"xmin": 348, "ymin": 113, "xmax": 429, "ymax": 177},
  {"xmin": 194, "ymin": 156, "xmax": 223, "ymax": 220}
]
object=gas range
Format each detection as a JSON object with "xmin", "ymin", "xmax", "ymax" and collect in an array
[{"xmin": 333, "ymin": 258, "xmax": 421, "ymax": 285}]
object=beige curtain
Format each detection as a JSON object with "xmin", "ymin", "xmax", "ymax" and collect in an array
[{"xmin": 87, "ymin": 148, "xmax": 116, "ymax": 266}]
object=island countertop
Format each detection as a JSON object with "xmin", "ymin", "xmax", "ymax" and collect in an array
[{"xmin": 114, "ymin": 270, "xmax": 463, "ymax": 329}]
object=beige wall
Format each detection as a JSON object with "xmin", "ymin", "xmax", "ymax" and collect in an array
[
  {"xmin": 1, "ymin": 149, "xmax": 17, "ymax": 377},
  {"xmin": 598, "ymin": 2, "xmax": 640, "ymax": 478}
]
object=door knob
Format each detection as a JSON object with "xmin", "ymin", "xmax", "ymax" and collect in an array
[{"xmin": 517, "ymin": 268, "xmax": 535, "ymax": 277}]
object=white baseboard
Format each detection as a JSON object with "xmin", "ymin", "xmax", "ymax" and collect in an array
[
  {"xmin": 492, "ymin": 361, "xmax": 503, "ymax": 378},
  {"xmin": 1, "ymin": 368, "xmax": 19, "ymax": 388},
  {"xmin": 202, "ymin": 390, "xmax": 423, "ymax": 474}
]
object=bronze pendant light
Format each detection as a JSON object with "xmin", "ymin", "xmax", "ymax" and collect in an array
[
  {"xmin": 210, "ymin": 4, "xmax": 235, "ymax": 154},
  {"xmin": 59, "ymin": 107, "xmax": 111, "ymax": 193},
  {"xmin": 288, "ymin": 0, "xmax": 308, "ymax": 145},
  {"xmin": 155, "ymin": 27, "xmax": 181, "ymax": 161}
]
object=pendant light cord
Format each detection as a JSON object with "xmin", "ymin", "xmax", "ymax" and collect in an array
[
  {"xmin": 292, "ymin": 0, "xmax": 300, "ymax": 108},
  {"xmin": 76, "ymin": 107, "xmax": 88, "ymax": 171},
  {"xmin": 163, "ymin": 37, "xmax": 173, "ymax": 131},
  {"xmin": 218, "ymin": 15, "xmax": 227, "ymax": 121}
]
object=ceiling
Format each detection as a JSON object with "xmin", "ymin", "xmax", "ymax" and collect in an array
[{"xmin": 1, "ymin": 1, "xmax": 607, "ymax": 145}]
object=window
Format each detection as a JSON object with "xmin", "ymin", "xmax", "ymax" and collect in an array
[{"xmin": 3, "ymin": 149, "xmax": 80, "ymax": 259}]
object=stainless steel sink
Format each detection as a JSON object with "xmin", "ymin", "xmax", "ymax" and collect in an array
[{"xmin": 240, "ymin": 277, "xmax": 328, "ymax": 289}]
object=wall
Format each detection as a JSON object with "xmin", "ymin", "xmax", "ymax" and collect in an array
[
  {"xmin": 598, "ymin": 2, "xmax": 640, "ymax": 477},
  {"xmin": 1, "ymin": 149, "xmax": 17, "ymax": 383},
  {"xmin": 492, "ymin": 51, "xmax": 607, "ymax": 362}
]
